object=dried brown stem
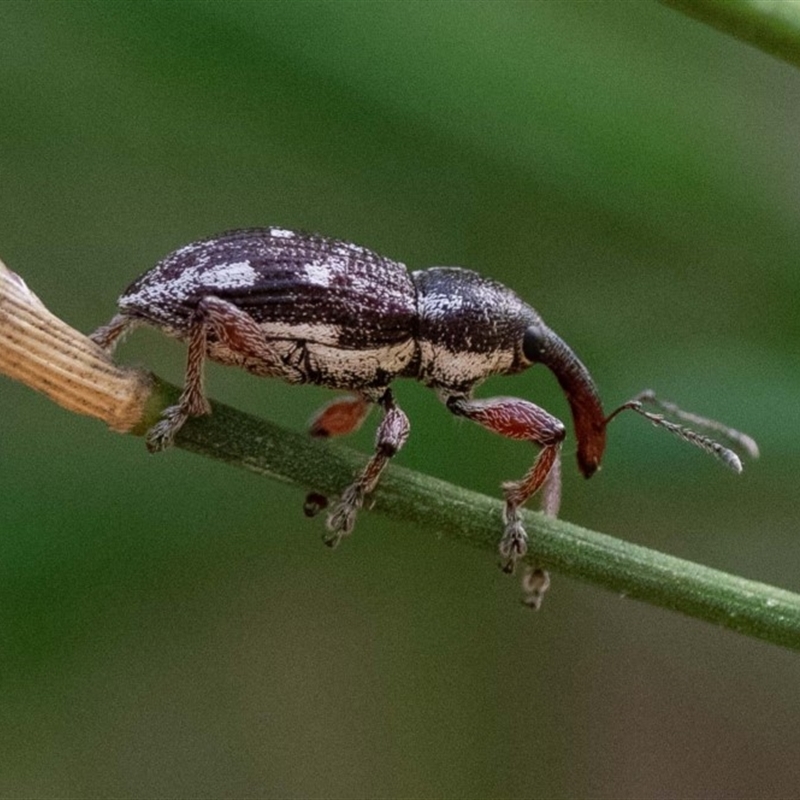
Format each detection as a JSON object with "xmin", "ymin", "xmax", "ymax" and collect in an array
[{"xmin": 0, "ymin": 260, "xmax": 152, "ymax": 432}]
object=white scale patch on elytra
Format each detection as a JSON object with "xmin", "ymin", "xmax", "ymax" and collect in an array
[
  {"xmin": 331, "ymin": 241, "xmax": 367, "ymax": 259},
  {"xmin": 258, "ymin": 320, "xmax": 342, "ymax": 346},
  {"xmin": 303, "ymin": 259, "xmax": 333, "ymax": 288},
  {"xmin": 120, "ymin": 261, "xmax": 261, "ymax": 325},
  {"xmin": 125, "ymin": 261, "xmax": 259, "ymax": 304},
  {"xmin": 120, "ymin": 277, "xmax": 174, "ymax": 310},
  {"xmin": 172, "ymin": 241, "xmax": 206, "ymax": 258},
  {"xmin": 270, "ymin": 228, "xmax": 295, "ymax": 239},
  {"xmin": 200, "ymin": 261, "xmax": 260, "ymax": 289}
]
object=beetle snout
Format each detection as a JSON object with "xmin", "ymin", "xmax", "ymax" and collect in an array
[
  {"xmin": 575, "ymin": 408, "xmax": 606, "ymax": 479},
  {"xmin": 532, "ymin": 327, "xmax": 607, "ymax": 479},
  {"xmin": 577, "ymin": 439, "xmax": 604, "ymax": 478}
]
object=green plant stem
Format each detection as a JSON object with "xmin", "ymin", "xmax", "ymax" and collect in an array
[
  {"xmin": 144, "ymin": 378, "xmax": 800, "ymax": 652},
  {"xmin": 660, "ymin": 0, "xmax": 800, "ymax": 69},
  {"xmin": 2, "ymin": 261, "xmax": 798, "ymax": 650}
]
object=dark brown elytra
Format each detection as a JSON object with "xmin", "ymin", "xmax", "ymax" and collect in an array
[{"xmin": 90, "ymin": 228, "xmax": 758, "ymax": 609}]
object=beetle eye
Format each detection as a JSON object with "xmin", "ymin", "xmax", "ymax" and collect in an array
[{"xmin": 522, "ymin": 325, "xmax": 547, "ymax": 363}]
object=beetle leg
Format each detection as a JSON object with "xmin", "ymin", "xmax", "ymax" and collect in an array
[
  {"xmin": 145, "ymin": 305, "xmax": 212, "ymax": 452},
  {"xmin": 324, "ymin": 389, "xmax": 410, "ymax": 547},
  {"xmin": 303, "ymin": 394, "xmax": 373, "ymax": 520},
  {"xmin": 146, "ymin": 296, "xmax": 287, "ymax": 452},
  {"xmin": 445, "ymin": 395, "xmax": 565, "ymax": 606},
  {"xmin": 90, "ymin": 314, "xmax": 139, "ymax": 353},
  {"xmin": 198, "ymin": 297, "xmax": 287, "ymax": 368},
  {"xmin": 308, "ymin": 394, "xmax": 371, "ymax": 438}
]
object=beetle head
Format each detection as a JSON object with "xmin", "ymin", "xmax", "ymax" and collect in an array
[{"xmin": 522, "ymin": 324, "xmax": 606, "ymax": 477}]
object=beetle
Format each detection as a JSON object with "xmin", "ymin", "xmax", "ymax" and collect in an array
[{"xmin": 91, "ymin": 227, "xmax": 757, "ymax": 607}]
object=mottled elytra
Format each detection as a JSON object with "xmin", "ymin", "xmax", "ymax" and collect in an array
[{"xmin": 91, "ymin": 227, "xmax": 758, "ymax": 608}]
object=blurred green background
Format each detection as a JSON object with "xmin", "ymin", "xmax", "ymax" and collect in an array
[{"xmin": 1, "ymin": 1, "xmax": 799, "ymax": 797}]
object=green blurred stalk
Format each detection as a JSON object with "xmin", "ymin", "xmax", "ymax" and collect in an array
[
  {"xmin": 661, "ymin": 0, "xmax": 800, "ymax": 69},
  {"xmin": 145, "ymin": 378, "xmax": 800, "ymax": 652}
]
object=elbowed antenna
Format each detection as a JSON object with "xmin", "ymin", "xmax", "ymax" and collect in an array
[
  {"xmin": 532, "ymin": 328, "xmax": 607, "ymax": 477},
  {"xmin": 604, "ymin": 390, "xmax": 758, "ymax": 473}
]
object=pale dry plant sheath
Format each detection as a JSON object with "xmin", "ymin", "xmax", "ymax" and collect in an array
[{"xmin": 0, "ymin": 260, "xmax": 152, "ymax": 432}]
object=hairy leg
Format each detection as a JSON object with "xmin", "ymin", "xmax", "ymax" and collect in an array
[
  {"xmin": 446, "ymin": 394, "xmax": 565, "ymax": 609},
  {"xmin": 323, "ymin": 389, "xmax": 410, "ymax": 547}
]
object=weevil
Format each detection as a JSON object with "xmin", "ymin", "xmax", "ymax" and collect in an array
[{"xmin": 91, "ymin": 227, "xmax": 758, "ymax": 607}]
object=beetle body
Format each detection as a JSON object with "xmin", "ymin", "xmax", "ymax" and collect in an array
[
  {"xmin": 92, "ymin": 227, "xmax": 752, "ymax": 608},
  {"xmin": 118, "ymin": 229, "xmax": 418, "ymax": 391},
  {"xmin": 112, "ymin": 228, "xmax": 550, "ymax": 394}
]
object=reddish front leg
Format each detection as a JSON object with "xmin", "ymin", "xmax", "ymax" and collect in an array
[{"xmin": 446, "ymin": 395, "xmax": 565, "ymax": 609}]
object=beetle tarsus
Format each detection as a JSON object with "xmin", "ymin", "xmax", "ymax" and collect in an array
[
  {"xmin": 145, "ymin": 404, "xmax": 189, "ymax": 452},
  {"xmin": 499, "ymin": 510, "xmax": 528, "ymax": 573},
  {"xmin": 303, "ymin": 492, "xmax": 328, "ymax": 518},
  {"xmin": 324, "ymin": 485, "xmax": 364, "ymax": 546},
  {"xmin": 521, "ymin": 567, "xmax": 551, "ymax": 610}
]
